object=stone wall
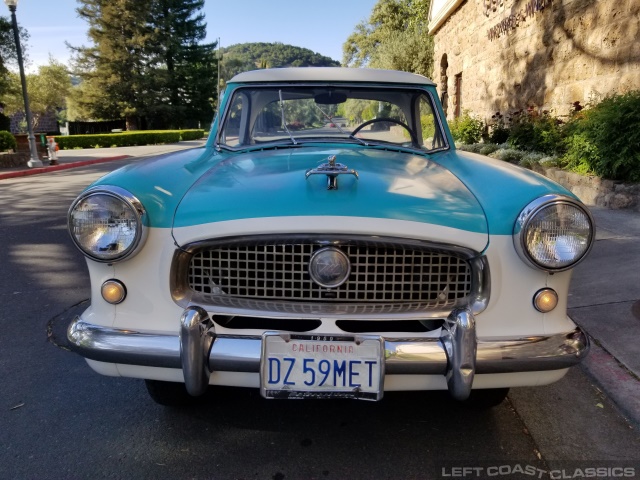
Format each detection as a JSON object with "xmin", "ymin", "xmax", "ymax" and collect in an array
[
  {"xmin": 531, "ymin": 165, "xmax": 640, "ymax": 211},
  {"xmin": 432, "ymin": 0, "xmax": 640, "ymax": 121}
]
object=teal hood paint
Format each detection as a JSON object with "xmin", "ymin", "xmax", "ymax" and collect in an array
[
  {"xmin": 87, "ymin": 143, "xmax": 574, "ymax": 241},
  {"xmin": 89, "ymin": 147, "xmax": 217, "ymax": 228},
  {"xmin": 172, "ymin": 147, "xmax": 488, "ymax": 236},
  {"xmin": 432, "ymin": 149, "xmax": 576, "ymax": 235}
]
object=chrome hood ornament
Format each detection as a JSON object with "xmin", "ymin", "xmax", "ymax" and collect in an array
[{"xmin": 305, "ymin": 155, "xmax": 359, "ymax": 190}]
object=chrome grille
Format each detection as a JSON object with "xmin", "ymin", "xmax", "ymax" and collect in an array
[{"xmin": 187, "ymin": 242, "xmax": 472, "ymax": 306}]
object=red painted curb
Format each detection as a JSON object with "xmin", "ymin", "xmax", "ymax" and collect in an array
[{"xmin": 0, "ymin": 155, "xmax": 131, "ymax": 180}]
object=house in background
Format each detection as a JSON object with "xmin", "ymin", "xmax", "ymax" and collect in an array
[{"xmin": 9, "ymin": 110, "xmax": 59, "ymax": 135}]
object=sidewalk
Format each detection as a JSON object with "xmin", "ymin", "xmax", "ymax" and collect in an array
[
  {"xmin": 2, "ymin": 143, "xmax": 639, "ymax": 426},
  {"xmin": 0, "ymin": 140, "xmax": 207, "ymax": 181},
  {"xmin": 568, "ymin": 207, "xmax": 640, "ymax": 427}
]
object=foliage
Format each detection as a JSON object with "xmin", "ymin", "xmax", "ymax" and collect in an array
[
  {"xmin": 539, "ymin": 155, "xmax": 561, "ymax": 168},
  {"xmin": 2, "ymin": 58, "xmax": 72, "ymax": 131},
  {"xmin": 220, "ymin": 42, "xmax": 339, "ymax": 82},
  {"xmin": 343, "ymin": 0, "xmax": 433, "ymax": 77},
  {"xmin": 456, "ymin": 143, "xmax": 484, "ymax": 153},
  {"xmin": 485, "ymin": 112, "xmax": 510, "ymax": 144},
  {"xmin": 456, "ymin": 92, "xmax": 640, "ymax": 183},
  {"xmin": 0, "ymin": 16, "xmax": 29, "ymax": 98},
  {"xmin": 0, "ymin": 130, "xmax": 16, "ymax": 151},
  {"xmin": 518, "ymin": 152, "xmax": 545, "ymax": 168},
  {"xmin": 449, "ymin": 111, "xmax": 484, "ymax": 144},
  {"xmin": 145, "ymin": 0, "xmax": 217, "ymax": 129},
  {"xmin": 71, "ymin": 0, "xmax": 155, "ymax": 129},
  {"xmin": 561, "ymin": 134, "xmax": 599, "ymax": 175},
  {"xmin": 0, "ymin": 112, "xmax": 10, "ymax": 131},
  {"xmin": 507, "ymin": 108, "xmax": 563, "ymax": 155},
  {"xmin": 70, "ymin": 0, "xmax": 216, "ymax": 130},
  {"xmin": 179, "ymin": 129, "xmax": 206, "ymax": 141},
  {"xmin": 421, "ymin": 114, "xmax": 435, "ymax": 139},
  {"xmin": 342, "ymin": 99, "xmax": 378, "ymax": 125},
  {"xmin": 561, "ymin": 91, "xmax": 640, "ymax": 182},
  {"xmin": 488, "ymin": 148, "xmax": 525, "ymax": 164},
  {"xmin": 369, "ymin": 27, "xmax": 434, "ymax": 78},
  {"xmin": 53, "ymin": 130, "xmax": 198, "ymax": 149},
  {"xmin": 479, "ymin": 143, "xmax": 500, "ymax": 155}
]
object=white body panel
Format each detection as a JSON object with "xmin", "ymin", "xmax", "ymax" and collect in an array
[{"xmin": 80, "ymin": 215, "xmax": 579, "ymax": 390}]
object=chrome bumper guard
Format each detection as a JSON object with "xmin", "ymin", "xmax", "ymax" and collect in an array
[{"xmin": 67, "ymin": 307, "xmax": 590, "ymax": 400}]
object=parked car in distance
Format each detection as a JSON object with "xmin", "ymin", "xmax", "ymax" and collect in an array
[{"xmin": 67, "ymin": 67, "xmax": 593, "ymax": 407}]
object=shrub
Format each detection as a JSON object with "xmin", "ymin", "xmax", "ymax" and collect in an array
[
  {"xmin": 457, "ymin": 143, "xmax": 482, "ymax": 153},
  {"xmin": 55, "ymin": 130, "xmax": 183, "ymax": 150},
  {"xmin": 519, "ymin": 152, "xmax": 545, "ymax": 168},
  {"xmin": 489, "ymin": 148, "xmax": 525, "ymax": 164},
  {"xmin": 449, "ymin": 111, "xmax": 484, "ymax": 144},
  {"xmin": 179, "ymin": 129, "xmax": 206, "ymax": 141},
  {"xmin": 479, "ymin": 143, "xmax": 500, "ymax": 155},
  {"xmin": 485, "ymin": 112, "xmax": 510, "ymax": 144},
  {"xmin": 507, "ymin": 108, "xmax": 563, "ymax": 155},
  {"xmin": 0, "ymin": 130, "xmax": 17, "ymax": 152},
  {"xmin": 561, "ymin": 133, "xmax": 598, "ymax": 175},
  {"xmin": 457, "ymin": 143, "xmax": 499, "ymax": 155},
  {"xmin": 0, "ymin": 113, "xmax": 11, "ymax": 132},
  {"xmin": 539, "ymin": 155, "xmax": 561, "ymax": 168},
  {"xmin": 561, "ymin": 91, "xmax": 640, "ymax": 182},
  {"xmin": 421, "ymin": 114, "xmax": 436, "ymax": 139}
]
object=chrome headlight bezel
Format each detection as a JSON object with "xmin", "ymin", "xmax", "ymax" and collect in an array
[
  {"xmin": 514, "ymin": 194, "xmax": 594, "ymax": 272},
  {"xmin": 67, "ymin": 186, "xmax": 148, "ymax": 263}
]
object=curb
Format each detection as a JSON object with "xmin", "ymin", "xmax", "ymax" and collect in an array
[
  {"xmin": 581, "ymin": 338, "xmax": 640, "ymax": 429},
  {"xmin": 0, "ymin": 155, "xmax": 131, "ymax": 181}
]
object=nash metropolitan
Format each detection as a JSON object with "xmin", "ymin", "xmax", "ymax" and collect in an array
[{"xmin": 67, "ymin": 68, "xmax": 593, "ymax": 407}]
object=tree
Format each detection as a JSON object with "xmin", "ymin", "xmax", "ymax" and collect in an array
[
  {"xmin": 220, "ymin": 42, "xmax": 340, "ymax": 83},
  {"xmin": 70, "ymin": 0, "xmax": 218, "ymax": 130},
  {"xmin": 2, "ymin": 58, "xmax": 72, "ymax": 131},
  {"xmin": 70, "ymin": 0, "xmax": 155, "ymax": 130},
  {"xmin": 146, "ymin": 0, "xmax": 217, "ymax": 129},
  {"xmin": 342, "ymin": 0, "xmax": 433, "ymax": 78},
  {"xmin": 0, "ymin": 16, "xmax": 29, "ymax": 101}
]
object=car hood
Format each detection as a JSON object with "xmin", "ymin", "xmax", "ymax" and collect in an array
[{"xmin": 172, "ymin": 147, "xmax": 489, "ymax": 250}]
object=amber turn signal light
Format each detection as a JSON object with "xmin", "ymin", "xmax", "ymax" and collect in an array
[
  {"xmin": 533, "ymin": 288, "xmax": 558, "ymax": 313},
  {"xmin": 101, "ymin": 280, "xmax": 127, "ymax": 305}
]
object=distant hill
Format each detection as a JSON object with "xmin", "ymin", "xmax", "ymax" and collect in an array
[{"xmin": 220, "ymin": 42, "xmax": 341, "ymax": 81}]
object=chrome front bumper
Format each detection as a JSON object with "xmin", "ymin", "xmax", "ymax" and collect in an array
[{"xmin": 67, "ymin": 306, "xmax": 590, "ymax": 400}]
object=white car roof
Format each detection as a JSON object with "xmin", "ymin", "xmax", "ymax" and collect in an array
[{"xmin": 228, "ymin": 67, "xmax": 435, "ymax": 86}]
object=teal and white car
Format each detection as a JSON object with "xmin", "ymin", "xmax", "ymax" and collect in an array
[{"xmin": 67, "ymin": 68, "xmax": 594, "ymax": 407}]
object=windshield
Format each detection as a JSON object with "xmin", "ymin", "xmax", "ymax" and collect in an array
[{"xmin": 217, "ymin": 85, "xmax": 447, "ymax": 152}]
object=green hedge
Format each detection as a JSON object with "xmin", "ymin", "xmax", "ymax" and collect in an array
[
  {"xmin": 0, "ymin": 130, "xmax": 17, "ymax": 152},
  {"xmin": 179, "ymin": 129, "xmax": 206, "ymax": 141},
  {"xmin": 54, "ymin": 129, "xmax": 205, "ymax": 150}
]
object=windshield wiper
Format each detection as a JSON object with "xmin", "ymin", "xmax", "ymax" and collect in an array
[
  {"xmin": 279, "ymin": 90, "xmax": 298, "ymax": 145},
  {"xmin": 313, "ymin": 103, "xmax": 368, "ymax": 146}
]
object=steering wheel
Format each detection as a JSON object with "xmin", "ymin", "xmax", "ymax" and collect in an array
[{"xmin": 350, "ymin": 117, "xmax": 419, "ymax": 146}]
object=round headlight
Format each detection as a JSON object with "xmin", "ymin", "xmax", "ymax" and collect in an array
[
  {"xmin": 68, "ymin": 186, "xmax": 147, "ymax": 263},
  {"xmin": 514, "ymin": 195, "xmax": 594, "ymax": 272}
]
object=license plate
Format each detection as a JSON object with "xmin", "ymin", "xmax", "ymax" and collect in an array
[{"xmin": 260, "ymin": 333, "xmax": 384, "ymax": 401}]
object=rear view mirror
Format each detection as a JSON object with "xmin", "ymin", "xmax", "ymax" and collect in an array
[{"xmin": 315, "ymin": 91, "xmax": 347, "ymax": 105}]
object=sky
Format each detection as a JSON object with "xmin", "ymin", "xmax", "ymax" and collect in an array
[{"xmin": 7, "ymin": 0, "xmax": 379, "ymax": 72}]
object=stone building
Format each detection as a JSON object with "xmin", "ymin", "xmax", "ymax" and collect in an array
[{"xmin": 428, "ymin": 0, "xmax": 640, "ymax": 121}]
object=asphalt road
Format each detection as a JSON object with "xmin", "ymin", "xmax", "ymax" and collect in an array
[{"xmin": 1, "ymin": 156, "xmax": 639, "ymax": 480}]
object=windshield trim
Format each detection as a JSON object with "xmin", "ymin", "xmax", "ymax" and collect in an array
[{"xmin": 215, "ymin": 82, "xmax": 450, "ymax": 154}]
